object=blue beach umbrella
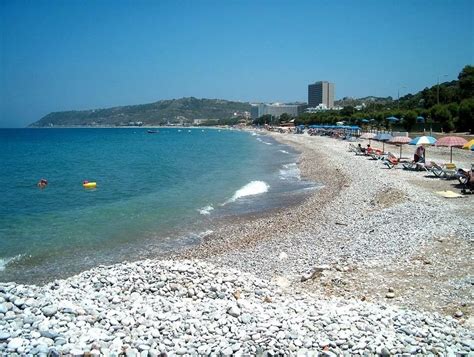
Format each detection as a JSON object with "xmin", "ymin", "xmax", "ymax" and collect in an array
[
  {"xmin": 361, "ymin": 119, "xmax": 369, "ymax": 123},
  {"xmin": 386, "ymin": 116, "xmax": 399, "ymax": 122},
  {"xmin": 416, "ymin": 116, "xmax": 425, "ymax": 123},
  {"xmin": 409, "ymin": 136, "xmax": 437, "ymax": 160},
  {"xmin": 409, "ymin": 136, "xmax": 437, "ymax": 145}
]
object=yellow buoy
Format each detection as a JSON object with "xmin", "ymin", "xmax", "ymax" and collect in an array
[{"xmin": 83, "ymin": 181, "xmax": 97, "ymax": 189}]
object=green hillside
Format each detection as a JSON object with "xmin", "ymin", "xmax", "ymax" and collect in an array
[{"xmin": 29, "ymin": 97, "xmax": 252, "ymax": 127}]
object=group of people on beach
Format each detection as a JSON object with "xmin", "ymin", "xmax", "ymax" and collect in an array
[{"xmin": 357, "ymin": 143, "xmax": 425, "ymax": 163}]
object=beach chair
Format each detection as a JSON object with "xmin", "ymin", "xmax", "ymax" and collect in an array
[
  {"xmin": 430, "ymin": 163, "xmax": 458, "ymax": 179},
  {"xmin": 383, "ymin": 152, "xmax": 399, "ymax": 169},
  {"xmin": 369, "ymin": 149, "xmax": 386, "ymax": 160},
  {"xmin": 402, "ymin": 159, "xmax": 427, "ymax": 171}
]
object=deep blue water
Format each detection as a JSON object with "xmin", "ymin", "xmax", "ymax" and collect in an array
[{"xmin": 0, "ymin": 128, "xmax": 314, "ymax": 283}]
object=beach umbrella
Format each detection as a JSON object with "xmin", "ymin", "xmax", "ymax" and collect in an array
[
  {"xmin": 373, "ymin": 133, "xmax": 393, "ymax": 152},
  {"xmin": 361, "ymin": 119, "xmax": 369, "ymax": 123},
  {"xmin": 409, "ymin": 136, "xmax": 436, "ymax": 161},
  {"xmin": 462, "ymin": 139, "xmax": 474, "ymax": 150},
  {"xmin": 386, "ymin": 116, "xmax": 399, "ymax": 122},
  {"xmin": 360, "ymin": 132, "xmax": 376, "ymax": 144},
  {"xmin": 409, "ymin": 136, "xmax": 437, "ymax": 145},
  {"xmin": 416, "ymin": 116, "xmax": 425, "ymax": 123},
  {"xmin": 436, "ymin": 136, "xmax": 468, "ymax": 163},
  {"xmin": 389, "ymin": 136, "xmax": 412, "ymax": 158}
]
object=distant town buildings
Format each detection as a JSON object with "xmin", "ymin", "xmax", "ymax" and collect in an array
[
  {"xmin": 308, "ymin": 81, "xmax": 335, "ymax": 109},
  {"xmin": 250, "ymin": 103, "xmax": 306, "ymax": 119}
]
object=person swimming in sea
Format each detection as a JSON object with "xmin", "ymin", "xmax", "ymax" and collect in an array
[{"xmin": 37, "ymin": 178, "xmax": 48, "ymax": 189}]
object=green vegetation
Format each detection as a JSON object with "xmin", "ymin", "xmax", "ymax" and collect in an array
[
  {"xmin": 256, "ymin": 65, "xmax": 474, "ymax": 133},
  {"xmin": 29, "ymin": 97, "xmax": 251, "ymax": 127}
]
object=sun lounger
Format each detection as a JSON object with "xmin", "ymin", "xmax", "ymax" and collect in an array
[
  {"xmin": 382, "ymin": 152, "xmax": 399, "ymax": 169},
  {"xmin": 430, "ymin": 163, "xmax": 458, "ymax": 179},
  {"xmin": 368, "ymin": 149, "xmax": 386, "ymax": 160},
  {"xmin": 402, "ymin": 161, "xmax": 427, "ymax": 171}
]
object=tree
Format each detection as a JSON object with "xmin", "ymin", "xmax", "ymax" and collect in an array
[
  {"xmin": 253, "ymin": 114, "xmax": 272, "ymax": 126},
  {"xmin": 458, "ymin": 98, "xmax": 474, "ymax": 132},
  {"xmin": 279, "ymin": 113, "xmax": 291, "ymax": 123},
  {"xmin": 431, "ymin": 105, "xmax": 454, "ymax": 132},
  {"xmin": 340, "ymin": 106, "xmax": 354, "ymax": 116},
  {"xmin": 458, "ymin": 65, "xmax": 474, "ymax": 100},
  {"xmin": 403, "ymin": 111, "xmax": 417, "ymax": 132}
]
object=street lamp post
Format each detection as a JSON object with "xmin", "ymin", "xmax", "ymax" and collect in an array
[
  {"xmin": 437, "ymin": 74, "xmax": 448, "ymax": 105},
  {"xmin": 397, "ymin": 86, "xmax": 406, "ymax": 110}
]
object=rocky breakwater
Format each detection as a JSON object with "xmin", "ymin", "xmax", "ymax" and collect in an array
[{"xmin": 1, "ymin": 260, "xmax": 473, "ymax": 356}]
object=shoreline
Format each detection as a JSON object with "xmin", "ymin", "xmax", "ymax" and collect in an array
[
  {"xmin": 177, "ymin": 131, "xmax": 473, "ymax": 316},
  {"xmin": 1, "ymin": 130, "xmax": 473, "ymax": 355}
]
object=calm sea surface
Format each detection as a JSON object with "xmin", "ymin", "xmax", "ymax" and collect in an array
[{"xmin": 0, "ymin": 128, "xmax": 315, "ymax": 283}]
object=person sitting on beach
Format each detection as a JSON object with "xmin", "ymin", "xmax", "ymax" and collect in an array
[
  {"xmin": 37, "ymin": 178, "xmax": 48, "ymax": 189},
  {"xmin": 365, "ymin": 144, "xmax": 372, "ymax": 155},
  {"xmin": 357, "ymin": 143, "xmax": 366, "ymax": 153},
  {"xmin": 413, "ymin": 146, "xmax": 425, "ymax": 163}
]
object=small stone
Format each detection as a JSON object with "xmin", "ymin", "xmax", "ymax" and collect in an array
[
  {"xmin": 13, "ymin": 299, "xmax": 25, "ymax": 307},
  {"xmin": 252, "ymin": 333, "xmax": 261, "ymax": 341},
  {"xmin": 231, "ymin": 343, "xmax": 241, "ymax": 352},
  {"xmin": 8, "ymin": 337, "xmax": 24, "ymax": 350},
  {"xmin": 319, "ymin": 340, "xmax": 330, "ymax": 348},
  {"xmin": 385, "ymin": 292, "xmax": 395, "ymax": 299},
  {"xmin": 175, "ymin": 347, "xmax": 188, "ymax": 355},
  {"xmin": 40, "ymin": 330, "xmax": 59, "ymax": 339},
  {"xmin": 0, "ymin": 332, "xmax": 11, "ymax": 340},
  {"xmin": 41, "ymin": 305, "xmax": 58, "ymax": 317},
  {"xmin": 227, "ymin": 305, "xmax": 241, "ymax": 318},
  {"xmin": 222, "ymin": 346, "xmax": 233, "ymax": 355},
  {"xmin": 0, "ymin": 303, "xmax": 9, "ymax": 313},
  {"xmin": 454, "ymin": 311, "xmax": 464, "ymax": 318},
  {"xmin": 278, "ymin": 252, "xmax": 288, "ymax": 260},
  {"xmin": 240, "ymin": 313, "xmax": 251, "ymax": 324},
  {"xmin": 380, "ymin": 347, "xmax": 390, "ymax": 357},
  {"xmin": 70, "ymin": 348, "xmax": 84, "ymax": 357}
]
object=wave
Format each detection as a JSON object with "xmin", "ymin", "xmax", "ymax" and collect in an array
[
  {"xmin": 226, "ymin": 181, "xmax": 269, "ymax": 204},
  {"xmin": 0, "ymin": 254, "xmax": 24, "ymax": 272},
  {"xmin": 279, "ymin": 149, "xmax": 289, "ymax": 154},
  {"xmin": 279, "ymin": 163, "xmax": 301, "ymax": 181},
  {"xmin": 198, "ymin": 205, "xmax": 214, "ymax": 215},
  {"xmin": 256, "ymin": 137, "xmax": 272, "ymax": 145}
]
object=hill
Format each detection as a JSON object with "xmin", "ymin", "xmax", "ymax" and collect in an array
[{"xmin": 29, "ymin": 97, "xmax": 252, "ymax": 127}]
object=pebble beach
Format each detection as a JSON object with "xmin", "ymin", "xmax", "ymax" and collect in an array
[{"xmin": 1, "ymin": 130, "xmax": 473, "ymax": 356}]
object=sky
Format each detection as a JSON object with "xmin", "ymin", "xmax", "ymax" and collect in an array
[{"xmin": 0, "ymin": 0, "xmax": 473, "ymax": 127}]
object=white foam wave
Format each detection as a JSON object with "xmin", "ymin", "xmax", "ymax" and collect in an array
[
  {"xmin": 251, "ymin": 132, "xmax": 259, "ymax": 136},
  {"xmin": 279, "ymin": 149, "xmax": 290, "ymax": 154},
  {"xmin": 226, "ymin": 181, "xmax": 269, "ymax": 203},
  {"xmin": 256, "ymin": 137, "xmax": 272, "ymax": 145},
  {"xmin": 198, "ymin": 205, "xmax": 214, "ymax": 215},
  {"xmin": 198, "ymin": 230, "xmax": 214, "ymax": 238},
  {"xmin": 0, "ymin": 254, "xmax": 24, "ymax": 272},
  {"xmin": 279, "ymin": 163, "xmax": 301, "ymax": 181}
]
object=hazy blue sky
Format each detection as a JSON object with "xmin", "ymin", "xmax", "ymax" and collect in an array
[{"xmin": 1, "ymin": 0, "xmax": 473, "ymax": 127}]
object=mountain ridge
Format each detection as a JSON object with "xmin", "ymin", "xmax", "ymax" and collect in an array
[{"xmin": 28, "ymin": 97, "xmax": 252, "ymax": 127}]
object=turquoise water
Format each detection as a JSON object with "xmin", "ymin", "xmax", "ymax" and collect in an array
[{"xmin": 0, "ymin": 128, "xmax": 314, "ymax": 283}]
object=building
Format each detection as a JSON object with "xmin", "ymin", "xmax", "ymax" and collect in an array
[
  {"xmin": 308, "ymin": 81, "xmax": 335, "ymax": 108},
  {"xmin": 250, "ymin": 103, "xmax": 306, "ymax": 119}
]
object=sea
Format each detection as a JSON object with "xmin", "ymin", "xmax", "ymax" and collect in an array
[{"xmin": 0, "ymin": 128, "xmax": 316, "ymax": 283}]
